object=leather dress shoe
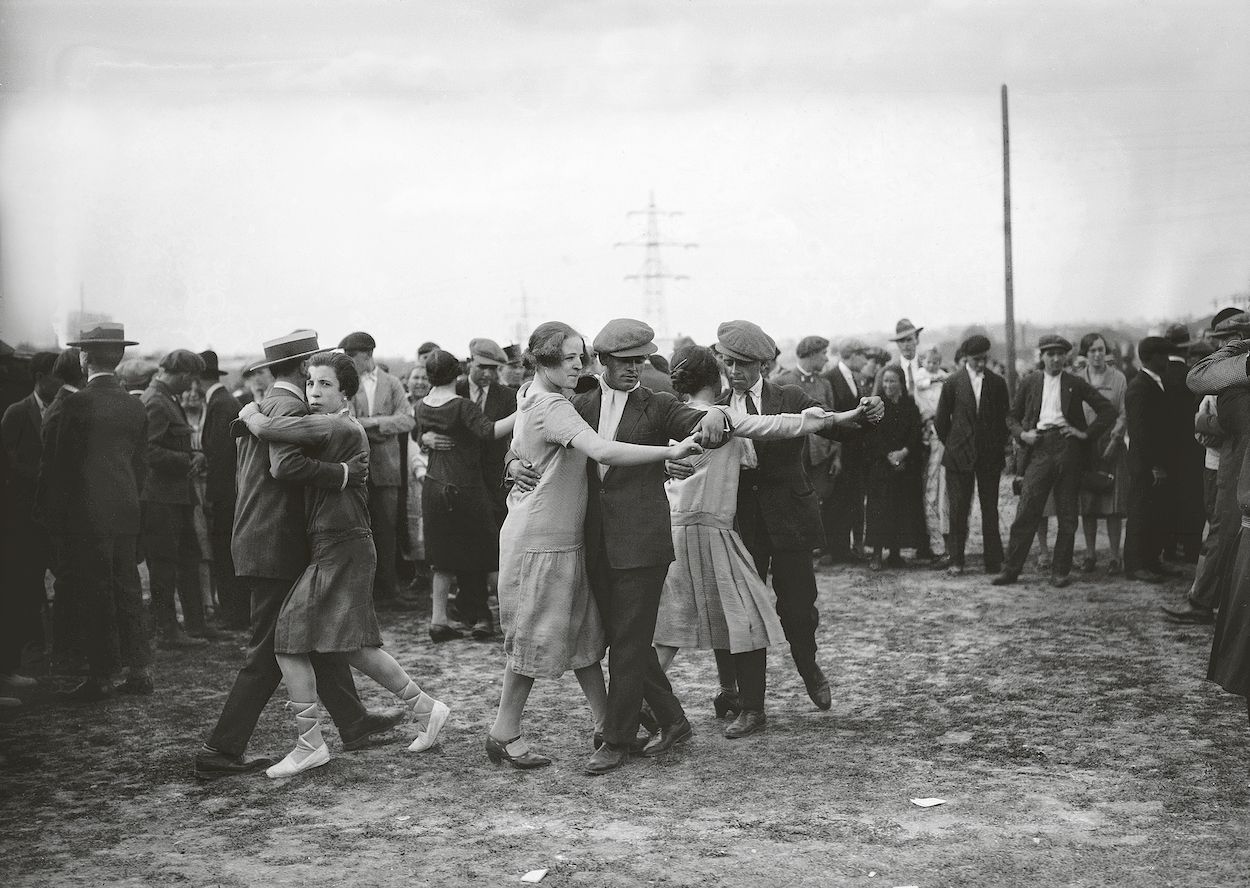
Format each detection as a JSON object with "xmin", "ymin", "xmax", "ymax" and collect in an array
[
  {"xmin": 801, "ymin": 665, "xmax": 832, "ymax": 710},
  {"xmin": 724, "ymin": 709, "xmax": 766, "ymax": 739},
  {"xmin": 428, "ymin": 623, "xmax": 464, "ymax": 643},
  {"xmin": 340, "ymin": 707, "xmax": 407, "ymax": 751},
  {"xmin": 1050, "ymin": 574, "xmax": 1073, "ymax": 589},
  {"xmin": 990, "ymin": 571, "xmax": 1019, "ymax": 586},
  {"xmin": 470, "ymin": 620, "xmax": 495, "ymax": 640},
  {"xmin": 1161, "ymin": 602, "xmax": 1215, "ymax": 625},
  {"xmin": 713, "ymin": 689, "xmax": 741, "ymax": 719},
  {"xmin": 641, "ymin": 716, "xmax": 693, "ymax": 757},
  {"xmin": 592, "ymin": 731, "xmax": 649, "ymax": 754},
  {"xmin": 59, "ymin": 678, "xmax": 112, "ymax": 703},
  {"xmin": 194, "ymin": 746, "xmax": 275, "ymax": 781},
  {"xmin": 486, "ymin": 734, "xmax": 552, "ymax": 770},
  {"xmin": 585, "ymin": 742, "xmax": 630, "ymax": 775},
  {"xmin": 115, "ymin": 673, "xmax": 154, "ymax": 695},
  {"xmin": 1128, "ymin": 569, "xmax": 1164, "ymax": 584}
]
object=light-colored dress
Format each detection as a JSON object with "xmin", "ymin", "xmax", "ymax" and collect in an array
[
  {"xmin": 655, "ymin": 405, "xmax": 792, "ymax": 653},
  {"xmin": 915, "ymin": 368, "xmax": 949, "ymax": 546},
  {"xmin": 497, "ymin": 387, "xmax": 606, "ymax": 678},
  {"xmin": 1080, "ymin": 365, "xmax": 1129, "ymax": 517}
]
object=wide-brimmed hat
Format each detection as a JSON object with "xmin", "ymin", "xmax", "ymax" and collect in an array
[
  {"xmin": 1164, "ymin": 322, "xmax": 1193, "ymax": 349},
  {"xmin": 502, "ymin": 343, "xmax": 523, "ymax": 364},
  {"xmin": 889, "ymin": 318, "xmax": 923, "ymax": 342},
  {"xmin": 250, "ymin": 330, "xmax": 328, "ymax": 370},
  {"xmin": 67, "ymin": 322, "xmax": 138, "ymax": 348},
  {"xmin": 198, "ymin": 350, "xmax": 228, "ymax": 377}
]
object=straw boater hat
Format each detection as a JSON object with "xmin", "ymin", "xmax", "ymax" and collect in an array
[
  {"xmin": 249, "ymin": 330, "xmax": 328, "ymax": 370},
  {"xmin": 889, "ymin": 318, "xmax": 923, "ymax": 342},
  {"xmin": 67, "ymin": 322, "xmax": 138, "ymax": 347}
]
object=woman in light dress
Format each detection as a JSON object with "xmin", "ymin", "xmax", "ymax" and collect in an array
[
  {"xmin": 237, "ymin": 353, "xmax": 450, "ymax": 779},
  {"xmin": 915, "ymin": 347, "xmax": 949, "ymax": 561},
  {"xmin": 485, "ymin": 322, "xmax": 703, "ymax": 770},
  {"xmin": 1076, "ymin": 332, "xmax": 1129, "ymax": 574}
]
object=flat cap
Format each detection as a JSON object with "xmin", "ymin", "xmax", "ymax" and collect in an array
[
  {"xmin": 960, "ymin": 334, "xmax": 991, "ymax": 357},
  {"xmin": 796, "ymin": 335, "xmax": 830, "ymax": 358},
  {"xmin": 1037, "ymin": 334, "xmax": 1072, "ymax": 354},
  {"xmin": 338, "ymin": 331, "xmax": 377, "ymax": 352},
  {"xmin": 1164, "ymin": 322, "xmax": 1192, "ymax": 348},
  {"xmin": 1212, "ymin": 307, "xmax": 1241, "ymax": 329},
  {"xmin": 592, "ymin": 318, "xmax": 658, "ymax": 358},
  {"xmin": 716, "ymin": 320, "xmax": 776, "ymax": 363},
  {"xmin": 116, "ymin": 358, "xmax": 158, "ymax": 389},
  {"xmin": 838, "ymin": 337, "xmax": 868, "ymax": 358},
  {"xmin": 1212, "ymin": 312, "xmax": 1250, "ymax": 339},
  {"xmin": 468, "ymin": 337, "xmax": 508, "ymax": 366},
  {"xmin": 417, "ymin": 341, "xmax": 440, "ymax": 357}
]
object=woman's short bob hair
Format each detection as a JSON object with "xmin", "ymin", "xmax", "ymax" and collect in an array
[
  {"xmin": 424, "ymin": 349, "xmax": 463, "ymax": 387},
  {"xmin": 1079, "ymin": 332, "xmax": 1107, "ymax": 357},
  {"xmin": 525, "ymin": 321, "xmax": 586, "ymax": 370},
  {"xmin": 307, "ymin": 351, "xmax": 360, "ymax": 399},
  {"xmin": 670, "ymin": 345, "xmax": 722, "ymax": 397}
]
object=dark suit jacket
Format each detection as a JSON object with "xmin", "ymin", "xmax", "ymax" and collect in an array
[
  {"xmin": 573, "ymin": 384, "xmax": 704, "ymax": 570},
  {"xmin": 201, "ymin": 384, "xmax": 242, "ymax": 519},
  {"xmin": 455, "ymin": 379, "xmax": 517, "ymax": 515},
  {"xmin": 1008, "ymin": 370, "xmax": 1116, "ymax": 441},
  {"xmin": 140, "ymin": 379, "xmax": 196, "ymax": 506},
  {"xmin": 1125, "ymin": 372, "xmax": 1173, "ymax": 476},
  {"xmin": 2, "ymin": 391, "xmax": 45, "ymax": 528},
  {"xmin": 822, "ymin": 363, "xmax": 868, "ymax": 470},
  {"xmin": 719, "ymin": 381, "xmax": 828, "ymax": 551},
  {"xmin": 934, "ymin": 366, "xmax": 1010, "ymax": 473},
  {"xmin": 36, "ymin": 375, "xmax": 146, "ymax": 536},
  {"xmin": 231, "ymin": 385, "xmax": 349, "ymax": 579}
]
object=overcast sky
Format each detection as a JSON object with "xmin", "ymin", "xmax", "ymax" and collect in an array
[{"xmin": 2, "ymin": 0, "xmax": 1248, "ymax": 358}]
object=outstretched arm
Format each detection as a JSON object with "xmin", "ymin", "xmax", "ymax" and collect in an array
[{"xmin": 570, "ymin": 429, "xmax": 702, "ymax": 467}]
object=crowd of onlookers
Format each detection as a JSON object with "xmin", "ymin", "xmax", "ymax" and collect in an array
[{"xmin": 1, "ymin": 308, "xmax": 1246, "ymax": 733}]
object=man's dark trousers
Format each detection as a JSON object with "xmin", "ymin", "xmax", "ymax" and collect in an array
[
  {"xmin": 1003, "ymin": 431, "xmax": 1082, "ymax": 576},
  {"xmin": 143, "ymin": 501, "xmax": 206, "ymax": 635},
  {"xmin": 63, "ymin": 534, "xmax": 149, "ymax": 679},
  {"xmin": 589, "ymin": 555, "xmax": 684, "ymax": 747},
  {"xmin": 207, "ymin": 575, "xmax": 367, "ymax": 756},
  {"xmin": 736, "ymin": 473, "xmax": 820, "ymax": 672},
  {"xmin": 822, "ymin": 462, "xmax": 865, "ymax": 558},
  {"xmin": 1125, "ymin": 470, "xmax": 1172, "ymax": 575},
  {"xmin": 368, "ymin": 483, "xmax": 400, "ymax": 599},
  {"xmin": 206, "ymin": 506, "xmax": 247, "ymax": 627},
  {"xmin": 947, "ymin": 464, "xmax": 1004, "ymax": 569}
]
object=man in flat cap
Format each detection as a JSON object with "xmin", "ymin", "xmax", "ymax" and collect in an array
[
  {"xmin": 197, "ymin": 350, "xmax": 247, "ymax": 630},
  {"xmin": 993, "ymin": 334, "xmax": 1116, "ymax": 588},
  {"xmin": 713, "ymin": 319, "xmax": 882, "ymax": 710},
  {"xmin": 340, "ymin": 331, "xmax": 415, "ymax": 603},
  {"xmin": 197, "ymin": 330, "xmax": 398, "ymax": 780},
  {"xmin": 773, "ymin": 336, "xmax": 839, "ymax": 551},
  {"xmin": 934, "ymin": 334, "xmax": 1010, "ymax": 575},
  {"xmin": 141, "ymin": 348, "xmax": 213, "ymax": 648},
  {"xmin": 450, "ymin": 337, "xmax": 518, "ymax": 637},
  {"xmin": 37, "ymin": 324, "xmax": 151, "ymax": 699},
  {"xmin": 821, "ymin": 338, "xmax": 872, "ymax": 562},
  {"xmin": 572, "ymin": 318, "xmax": 729, "ymax": 775}
]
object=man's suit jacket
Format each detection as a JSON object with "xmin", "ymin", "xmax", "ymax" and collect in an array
[
  {"xmin": 231, "ymin": 385, "xmax": 347, "ymax": 579},
  {"xmin": 2, "ymin": 392, "xmax": 44, "ymax": 529},
  {"xmin": 36, "ymin": 375, "xmax": 147, "ymax": 536},
  {"xmin": 934, "ymin": 366, "xmax": 1010, "ymax": 474},
  {"xmin": 455, "ymin": 379, "xmax": 517, "ymax": 515},
  {"xmin": 718, "ymin": 381, "xmax": 830, "ymax": 551},
  {"xmin": 1007, "ymin": 370, "xmax": 1116, "ymax": 443},
  {"xmin": 140, "ymin": 380, "xmax": 196, "ymax": 506},
  {"xmin": 350, "ymin": 370, "xmax": 414, "ymax": 488},
  {"xmin": 823, "ymin": 363, "xmax": 868, "ymax": 472},
  {"xmin": 1125, "ymin": 372, "xmax": 1173, "ymax": 476},
  {"xmin": 573, "ymin": 384, "xmax": 704, "ymax": 571},
  {"xmin": 773, "ymin": 369, "xmax": 837, "ymax": 467},
  {"xmin": 201, "ymin": 385, "xmax": 242, "ymax": 521}
]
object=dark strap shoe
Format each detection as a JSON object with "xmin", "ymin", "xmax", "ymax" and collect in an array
[
  {"xmin": 724, "ymin": 709, "xmax": 767, "ymax": 739},
  {"xmin": 486, "ymin": 734, "xmax": 552, "ymax": 770},
  {"xmin": 340, "ymin": 708, "xmax": 407, "ymax": 751},
  {"xmin": 641, "ymin": 716, "xmax": 693, "ymax": 757},
  {"xmin": 585, "ymin": 741, "xmax": 630, "ymax": 775},
  {"xmin": 194, "ymin": 747, "xmax": 275, "ymax": 781}
]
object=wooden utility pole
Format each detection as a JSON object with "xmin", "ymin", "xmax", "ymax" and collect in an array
[{"xmin": 1002, "ymin": 85, "xmax": 1017, "ymax": 392}]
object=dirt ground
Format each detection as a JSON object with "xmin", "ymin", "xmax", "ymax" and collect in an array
[{"xmin": 3, "ymin": 499, "xmax": 1249, "ymax": 887}]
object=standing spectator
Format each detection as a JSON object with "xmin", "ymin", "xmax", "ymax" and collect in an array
[
  {"xmin": 1124, "ymin": 336, "xmax": 1186, "ymax": 583},
  {"xmin": 821, "ymin": 338, "xmax": 870, "ymax": 563},
  {"xmin": 39, "ymin": 324, "xmax": 152, "ymax": 700},
  {"xmin": 993, "ymin": 335, "xmax": 1116, "ymax": 588},
  {"xmin": 1075, "ymin": 333, "xmax": 1130, "ymax": 575},
  {"xmin": 1, "ymin": 350, "xmax": 58, "ymax": 694},
  {"xmin": 864, "ymin": 365, "xmax": 926, "ymax": 570},
  {"xmin": 339, "ymin": 331, "xmax": 415, "ymax": 603},
  {"xmin": 240, "ymin": 364, "xmax": 273, "ymax": 405},
  {"xmin": 501, "ymin": 344, "xmax": 526, "ymax": 388},
  {"xmin": 181, "ymin": 381, "xmax": 214, "ymax": 618},
  {"xmin": 402, "ymin": 361, "xmax": 432, "ymax": 588},
  {"xmin": 1163, "ymin": 322, "xmax": 1206, "ymax": 562},
  {"xmin": 934, "ymin": 334, "xmax": 1010, "ymax": 576},
  {"xmin": 914, "ymin": 347, "xmax": 949, "ymax": 564},
  {"xmin": 141, "ymin": 349, "xmax": 213, "ymax": 647},
  {"xmin": 774, "ymin": 336, "xmax": 838, "ymax": 557},
  {"xmin": 116, "ymin": 359, "xmax": 157, "ymax": 397},
  {"xmin": 878, "ymin": 319, "xmax": 937, "ymax": 562},
  {"xmin": 198, "ymin": 350, "xmax": 247, "ymax": 630}
]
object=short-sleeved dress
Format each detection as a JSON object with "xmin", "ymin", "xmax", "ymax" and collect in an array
[
  {"xmin": 415, "ymin": 397, "xmax": 501, "ymax": 572},
  {"xmin": 655, "ymin": 405, "xmax": 790, "ymax": 653},
  {"xmin": 497, "ymin": 387, "xmax": 606, "ymax": 678},
  {"xmin": 244, "ymin": 409, "xmax": 383, "ymax": 655}
]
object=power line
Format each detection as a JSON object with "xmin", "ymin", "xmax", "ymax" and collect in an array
[{"xmin": 615, "ymin": 190, "xmax": 697, "ymax": 338}]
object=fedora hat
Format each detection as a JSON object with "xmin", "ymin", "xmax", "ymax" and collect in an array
[
  {"xmin": 197, "ymin": 350, "xmax": 229, "ymax": 377},
  {"xmin": 67, "ymin": 322, "xmax": 138, "ymax": 348},
  {"xmin": 249, "ymin": 330, "xmax": 328, "ymax": 371},
  {"xmin": 889, "ymin": 318, "xmax": 923, "ymax": 342}
]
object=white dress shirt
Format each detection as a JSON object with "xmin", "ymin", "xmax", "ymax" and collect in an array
[
  {"xmin": 729, "ymin": 377, "xmax": 765, "ymax": 468},
  {"xmin": 360, "ymin": 369, "xmax": 379, "ymax": 415},
  {"xmin": 898, "ymin": 355, "xmax": 921, "ymax": 395},
  {"xmin": 968, "ymin": 366, "xmax": 984, "ymax": 408},
  {"xmin": 204, "ymin": 382, "xmax": 225, "ymax": 403},
  {"xmin": 1037, "ymin": 372, "xmax": 1067, "ymax": 429},
  {"xmin": 596, "ymin": 376, "xmax": 637, "ymax": 478},
  {"xmin": 469, "ymin": 381, "xmax": 489, "ymax": 408},
  {"xmin": 87, "ymin": 371, "xmax": 115, "ymax": 383},
  {"xmin": 1139, "ymin": 366, "xmax": 1166, "ymax": 392},
  {"xmin": 837, "ymin": 361, "xmax": 858, "ymax": 396}
]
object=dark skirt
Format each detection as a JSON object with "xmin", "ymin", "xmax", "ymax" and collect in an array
[
  {"xmin": 1208, "ymin": 522, "xmax": 1250, "ymax": 697},
  {"xmin": 275, "ymin": 530, "xmax": 383, "ymax": 655},
  {"xmin": 864, "ymin": 461, "xmax": 926, "ymax": 550},
  {"xmin": 423, "ymin": 476, "xmax": 500, "ymax": 572}
]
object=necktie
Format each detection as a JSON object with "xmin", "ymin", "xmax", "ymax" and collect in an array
[
  {"xmin": 906, "ymin": 363, "xmax": 914, "ymax": 396},
  {"xmin": 746, "ymin": 392, "xmax": 758, "ymax": 415},
  {"xmin": 476, "ymin": 386, "xmax": 487, "ymax": 408}
]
